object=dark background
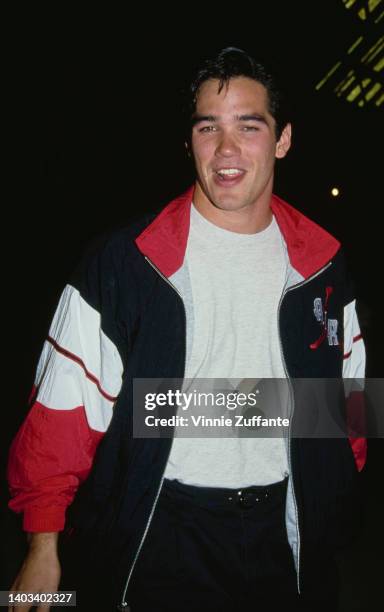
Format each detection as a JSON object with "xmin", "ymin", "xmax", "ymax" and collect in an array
[{"xmin": 2, "ymin": 2, "xmax": 383, "ymax": 609}]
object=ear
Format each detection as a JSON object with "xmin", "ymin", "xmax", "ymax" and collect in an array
[{"xmin": 275, "ymin": 123, "xmax": 292, "ymax": 159}]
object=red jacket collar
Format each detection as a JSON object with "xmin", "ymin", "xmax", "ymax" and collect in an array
[{"xmin": 135, "ymin": 185, "xmax": 340, "ymax": 279}]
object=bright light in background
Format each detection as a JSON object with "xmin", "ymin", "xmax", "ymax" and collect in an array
[{"xmin": 331, "ymin": 187, "xmax": 340, "ymax": 197}]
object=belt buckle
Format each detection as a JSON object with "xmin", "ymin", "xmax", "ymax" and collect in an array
[
  {"xmin": 238, "ymin": 488, "xmax": 259, "ymax": 508},
  {"xmin": 239, "ymin": 487, "xmax": 270, "ymax": 508},
  {"xmin": 227, "ymin": 487, "xmax": 269, "ymax": 508}
]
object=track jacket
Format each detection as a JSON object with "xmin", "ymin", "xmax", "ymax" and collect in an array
[{"xmin": 8, "ymin": 186, "xmax": 366, "ymax": 606}]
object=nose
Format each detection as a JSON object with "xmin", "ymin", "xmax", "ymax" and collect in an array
[{"xmin": 215, "ymin": 131, "xmax": 241, "ymax": 158}]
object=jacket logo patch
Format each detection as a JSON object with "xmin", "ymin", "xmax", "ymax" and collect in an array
[{"xmin": 310, "ymin": 286, "xmax": 339, "ymax": 349}]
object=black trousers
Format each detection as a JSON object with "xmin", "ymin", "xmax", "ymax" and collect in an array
[{"xmin": 127, "ymin": 476, "xmax": 338, "ymax": 612}]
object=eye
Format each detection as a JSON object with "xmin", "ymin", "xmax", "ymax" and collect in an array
[
  {"xmin": 241, "ymin": 125, "xmax": 260, "ymax": 132},
  {"xmin": 198, "ymin": 125, "xmax": 217, "ymax": 133}
]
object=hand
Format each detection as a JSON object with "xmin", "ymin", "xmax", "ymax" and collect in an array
[{"xmin": 8, "ymin": 533, "xmax": 61, "ymax": 612}]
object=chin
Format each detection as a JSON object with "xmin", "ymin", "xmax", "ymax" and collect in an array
[
  {"xmin": 210, "ymin": 192, "xmax": 250, "ymax": 211},
  {"xmin": 213, "ymin": 200, "xmax": 245, "ymax": 211},
  {"xmin": 197, "ymin": 181, "xmax": 251, "ymax": 212}
]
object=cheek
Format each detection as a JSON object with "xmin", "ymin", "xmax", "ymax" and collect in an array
[
  {"xmin": 192, "ymin": 139, "xmax": 215, "ymax": 164},
  {"xmin": 191, "ymin": 150, "xmax": 210, "ymax": 181},
  {"xmin": 248, "ymin": 143, "xmax": 276, "ymax": 171}
]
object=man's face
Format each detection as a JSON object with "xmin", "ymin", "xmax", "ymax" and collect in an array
[{"xmin": 190, "ymin": 76, "xmax": 291, "ymax": 213}]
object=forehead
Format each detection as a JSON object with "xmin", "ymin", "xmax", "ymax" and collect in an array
[{"xmin": 194, "ymin": 76, "xmax": 270, "ymax": 115}]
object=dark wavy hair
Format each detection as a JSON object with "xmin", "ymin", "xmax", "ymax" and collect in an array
[{"xmin": 184, "ymin": 46, "xmax": 290, "ymax": 141}]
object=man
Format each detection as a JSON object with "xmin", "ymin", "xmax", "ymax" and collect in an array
[{"xmin": 8, "ymin": 48, "xmax": 365, "ymax": 611}]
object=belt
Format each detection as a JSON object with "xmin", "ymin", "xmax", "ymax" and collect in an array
[{"xmin": 163, "ymin": 476, "xmax": 288, "ymax": 509}]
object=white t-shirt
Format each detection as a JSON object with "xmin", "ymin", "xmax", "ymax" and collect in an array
[{"xmin": 164, "ymin": 204, "xmax": 289, "ymax": 486}]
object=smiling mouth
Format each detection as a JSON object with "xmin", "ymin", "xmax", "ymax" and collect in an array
[
  {"xmin": 216, "ymin": 168, "xmax": 244, "ymax": 177},
  {"xmin": 214, "ymin": 168, "xmax": 246, "ymax": 184}
]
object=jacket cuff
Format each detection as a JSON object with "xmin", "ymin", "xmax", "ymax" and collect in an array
[{"xmin": 23, "ymin": 507, "xmax": 65, "ymax": 532}]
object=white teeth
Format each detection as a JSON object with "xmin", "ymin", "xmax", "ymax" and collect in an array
[{"xmin": 217, "ymin": 168, "xmax": 243, "ymax": 176}]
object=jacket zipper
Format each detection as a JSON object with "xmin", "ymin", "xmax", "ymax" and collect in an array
[
  {"xmin": 118, "ymin": 255, "xmax": 187, "ymax": 610},
  {"xmin": 278, "ymin": 259, "xmax": 332, "ymax": 595}
]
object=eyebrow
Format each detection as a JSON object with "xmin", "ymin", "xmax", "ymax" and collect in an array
[
  {"xmin": 192, "ymin": 114, "xmax": 216, "ymax": 126},
  {"xmin": 237, "ymin": 114, "xmax": 268, "ymax": 124},
  {"xmin": 192, "ymin": 113, "xmax": 268, "ymax": 127}
]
